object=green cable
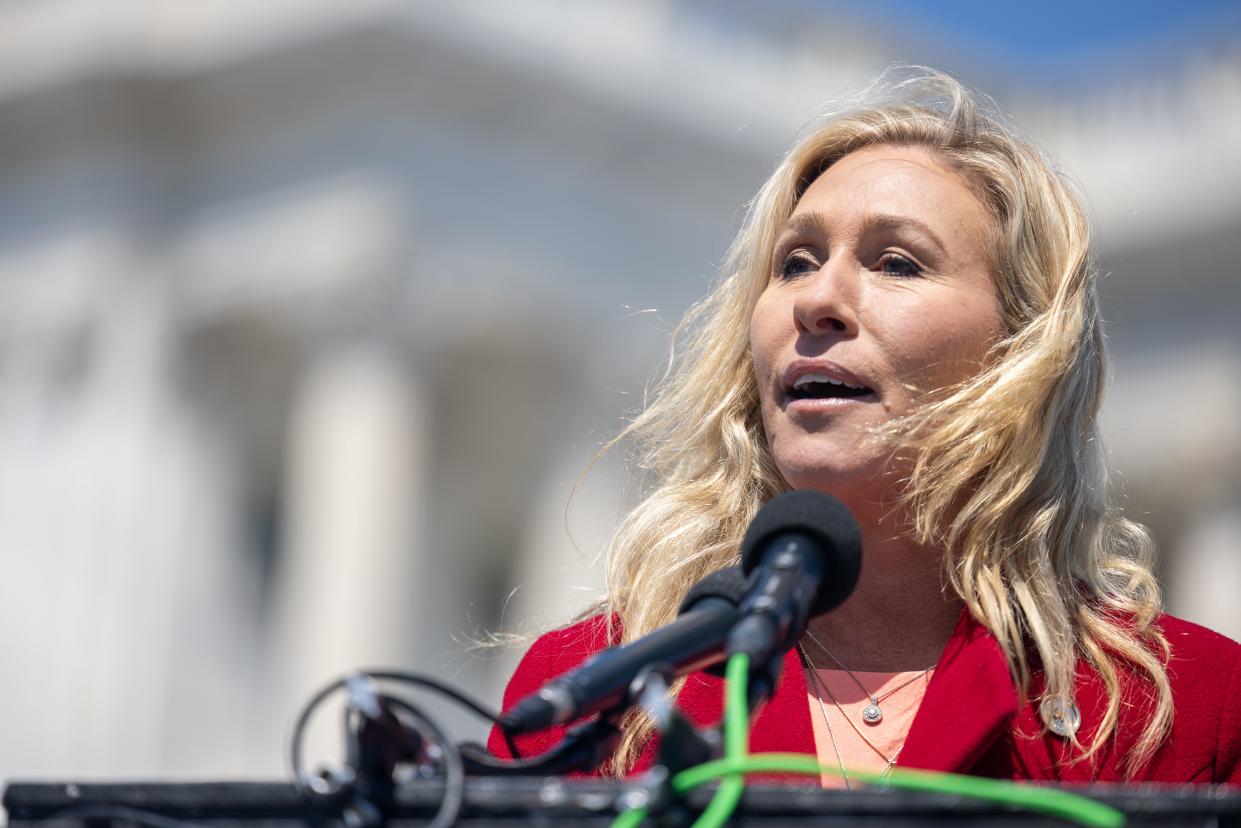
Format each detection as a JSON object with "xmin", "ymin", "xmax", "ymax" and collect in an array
[
  {"xmin": 673, "ymin": 754, "xmax": 1124, "ymax": 828},
  {"xmin": 609, "ymin": 806, "xmax": 647, "ymax": 828},
  {"xmin": 685, "ymin": 653, "xmax": 750, "ymax": 828},
  {"xmin": 609, "ymin": 652, "xmax": 1125, "ymax": 828},
  {"xmin": 609, "ymin": 652, "xmax": 754, "ymax": 828},
  {"xmin": 723, "ymin": 654, "xmax": 750, "ymax": 763}
]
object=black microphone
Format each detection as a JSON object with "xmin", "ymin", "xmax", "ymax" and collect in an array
[
  {"xmin": 499, "ymin": 567, "xmax": 750, "ymax": 735},
  {"xmin": 726, "ymin": 491, "xmax": 862, "ymax": 668}
]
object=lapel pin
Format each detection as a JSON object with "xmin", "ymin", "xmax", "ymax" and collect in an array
[{"xmin": 1039, "ymin": 696, "xmax": 1081, "ymax": 738}]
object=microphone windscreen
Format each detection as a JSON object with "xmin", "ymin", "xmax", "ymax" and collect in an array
[
  {"xmin": 677, "ymin": 565, "xmax": 750, "ymax": 615},
  {"xmin": 740, "ymin": 490, "xmax": 862, "ymax": 615}
]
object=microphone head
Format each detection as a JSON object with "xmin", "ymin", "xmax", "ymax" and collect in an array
[
  {"xmin": 677, "ymin": 565, "xmax": 750, "ymax": 615},
  {"xmin": 678, "ymin": 565, "xmax": 751, "ymax": 678},
  {"xmin": 740, "ymin": 491, "xmax": 862, "ymax": 615}
]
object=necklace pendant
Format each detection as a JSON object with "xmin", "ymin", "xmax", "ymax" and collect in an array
[{"xmin": 862, "ymin": 703, "xmax": 883, "ymax": 725}]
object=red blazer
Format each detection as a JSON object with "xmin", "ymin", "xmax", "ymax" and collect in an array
[{"xmin": 488, "ymin": 609, "xmax": 1241, "ymax": 784}]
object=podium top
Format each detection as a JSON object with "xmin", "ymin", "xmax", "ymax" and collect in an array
[{"xmin": 4, "ymin": 779, "xmax": 1241, "ymax": 827}]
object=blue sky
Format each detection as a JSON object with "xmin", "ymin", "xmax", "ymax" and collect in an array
[{"xmin": 819, "ymin": 0, "xmax": 1241, "ymax": 74}]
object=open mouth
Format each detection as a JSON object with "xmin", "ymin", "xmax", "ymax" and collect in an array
[{"xmin": 786, "ymin": 373, "xmax": 873, "ymax": 401}]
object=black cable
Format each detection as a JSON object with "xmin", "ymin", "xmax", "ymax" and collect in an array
[
  {"xmin": 356, "ymin": 670, "xmax": 522, "ymax": 758},
  {"xmin": 288, "ymin": 673, "xmax": 465, "ymax": 795},
  {"xmin": 289, "ymin": 669, "xmax": 521, "ymax": 765},
  {"xmin": 290, "ymin": 676, "xmax": 352, "ymax": 798},
  {"xmin": 354, "ymin": 671, "xmax": 502, "ymax": 725},
  {"xmin": 289, "ymin": 671, "xmax": 487, "ymax": 826},
  {"xmin": 501, "ymin": 723, "xmax": 523, "ymax": 760},
  {"xmin": 381, "ymin": 696, "xmax": 464, "ymax": 828}
]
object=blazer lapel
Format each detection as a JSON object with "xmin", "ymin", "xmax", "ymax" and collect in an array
[
  {"xmin": 898, "ymin": 608, "xmax": 1018, "ymax": 772},
  {"xmin": 669, "ymin": 614, "xmax": 1017, "ymax": 775}
]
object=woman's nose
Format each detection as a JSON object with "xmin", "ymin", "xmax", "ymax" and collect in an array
[{"xmin": 792, "ymin": 262, "xmax": 860, "ymax": 336}]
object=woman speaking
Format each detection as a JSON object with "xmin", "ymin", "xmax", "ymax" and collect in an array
[{"xmin": 489, "ymin": 70, "xmax": 1241, "ymax": 785}]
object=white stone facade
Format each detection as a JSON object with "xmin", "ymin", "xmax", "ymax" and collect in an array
[{"xmin": 1, "ymin": 0, "xmax": 1238, "ymax": 781}]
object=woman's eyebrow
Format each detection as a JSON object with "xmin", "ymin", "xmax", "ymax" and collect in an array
[
  {"xmin": 778, "ymin": 211, "xmax": 948, "ymax": 257},
  {"xmin": 779, "ymin": 212, "xmax": 826, "ymax": 240},
  {"xmin": 863, "ymin": 213, "xmax": 948, "ymax": 255}
]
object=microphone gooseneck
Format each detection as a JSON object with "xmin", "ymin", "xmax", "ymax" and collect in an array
[{"xmin": 499, "ymin": 566, "xmax": 750, "ymax": 735}]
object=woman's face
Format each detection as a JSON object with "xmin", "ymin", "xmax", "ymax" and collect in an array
[{"xmin": 750, "ymin": 144, "xmax": 1004, "ymax": 504}]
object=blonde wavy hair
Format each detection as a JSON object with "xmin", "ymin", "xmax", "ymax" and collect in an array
[{"xmin": 588, "ymin": 69, "xmax": 1170, "ymax": 776}]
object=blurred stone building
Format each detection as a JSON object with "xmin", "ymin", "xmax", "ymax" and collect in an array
[{"xmin": 1, "ymin": 1, "xmax": 1238, "ymax": 780}]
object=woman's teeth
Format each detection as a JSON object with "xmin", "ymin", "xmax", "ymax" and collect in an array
[{"xmin": 790, "ymin": 374, "xmax": 870, "ymax": 399}]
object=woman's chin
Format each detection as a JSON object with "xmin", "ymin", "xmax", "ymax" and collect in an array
[{"xmin": 777, "ymin": 462, "xmax": 896, "ymax": 508}]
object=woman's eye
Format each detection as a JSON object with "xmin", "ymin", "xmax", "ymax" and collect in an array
[
  {"xmin": 778, "ymin": 251, "xmax": 820, "ymax": 279},
  {"xmin": 878, "ymin": 253, "xmax": 921, "ymax": 278}
]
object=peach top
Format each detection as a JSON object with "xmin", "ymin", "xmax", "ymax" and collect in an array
[{"xmin": 803, "ymin": 665, "xmax": 934, "ymax": 788}]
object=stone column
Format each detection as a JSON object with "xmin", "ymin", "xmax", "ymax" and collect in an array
[{"xmin": 269, "ymin": 343, "xmax": 427, "ymax": 760}]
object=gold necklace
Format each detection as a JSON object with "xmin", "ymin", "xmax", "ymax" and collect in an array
[
  {"xmin": 804, "ymin": 628, "xmax": 933, "ymax": 726},
  {"xmin": 799, "ymin": 643, "xmax": 851, "ymax": 790},
  {"xmin": 800, "ymin": 644, "xmax": 906, "ymax": 777}
]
